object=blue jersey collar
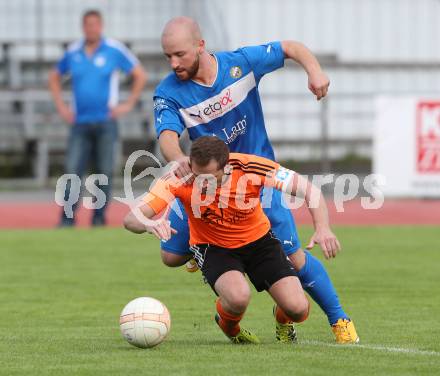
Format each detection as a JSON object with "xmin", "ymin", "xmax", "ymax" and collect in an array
[
  {"xmin": 190, "ymin": 54, "xmax": 219, "ymax": 88},
  {"xmin": 80, "ymin": 37, "xmax": 105, "ymax": 57}
]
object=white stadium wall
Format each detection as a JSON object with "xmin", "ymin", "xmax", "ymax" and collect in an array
[
  {"xmin": 1, "ymin": 0, "xmax": 439, "ymax": 61},
  {"xmin": 219, "ymin": 0, "xmax": 440, "ymax": 62}
]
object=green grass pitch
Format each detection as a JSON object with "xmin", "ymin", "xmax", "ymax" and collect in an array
[{"xmin": 1, "ymin": 226, "xmax": 439, "ymax": 376}]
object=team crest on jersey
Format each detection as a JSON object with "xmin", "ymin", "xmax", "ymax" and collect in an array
[
  {"xmin": 94, "ymin": 56, "xmax": 106, "ymax": 67},
  {"xmin": 230, "ymin": 66, "xmax": 242, "ymax": 79}
]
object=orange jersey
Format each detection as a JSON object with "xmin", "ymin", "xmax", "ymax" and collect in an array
[{"xmin": 144, "ymin": 153, "xmax": 296, "ymax": 248}]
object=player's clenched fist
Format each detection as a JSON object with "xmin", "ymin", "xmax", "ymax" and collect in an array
[{"xmin": 308, "ymin": 70, "xmax": 330, "ymax": 101}]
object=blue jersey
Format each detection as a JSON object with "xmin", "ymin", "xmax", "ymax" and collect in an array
[
  {"xmin": 57, "ymin": 38, "xmax": 138, "ymax": 124},
  {"xmin": 153, "ymin": 41, "xmax": 285, "ymax": 161}
]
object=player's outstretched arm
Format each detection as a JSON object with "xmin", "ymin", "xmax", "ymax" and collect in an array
[
  {"xmin": 123, "ymin": 203, "xmax": 176, "ymax": 241},
  {"xmin": 281, "ymin": 40, "xmax": 330, "ymax": 101},
  {"xmin": 288, "ymin": 173, "xmax": 341, "ymax": 259}
]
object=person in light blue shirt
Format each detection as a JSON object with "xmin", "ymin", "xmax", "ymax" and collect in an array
[
  {"xmin": 152, "ymin": 17, "xmax": 359, "ymax": 344},
  {"xmin": 49, "ymin": 9, "xmax": 146, "ymax": 226}
]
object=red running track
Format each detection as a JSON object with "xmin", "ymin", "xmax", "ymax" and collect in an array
[{"xmin": 0, "ymin": 199, "xmax": 439, "ymax": 228}]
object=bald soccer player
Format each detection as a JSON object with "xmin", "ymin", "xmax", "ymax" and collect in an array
[
  {"xmin": 124, "ymin": 136, "xmax": 337, "ymax": 344},
  {"xmin": 152, "ymin": 17, "xmax": 358, "ymax": 344}
]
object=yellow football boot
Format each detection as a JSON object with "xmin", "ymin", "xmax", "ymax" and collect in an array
[
  {"xmin": 276, "ymin": 321, "xmax": 298, "ymax": 343},
  {"xmin": 185, "ymin": 258, "xmax": 199, "ymax": 273},
  {"xmin": 273, "ymin": 305, "xmax": 297, "ymax": 343},
  {"xmin": 332, "ymin": 319, "xmax": 359, "ymax": 344},
  {"xmin": 215, "ymin": 314, "xmax": 260, "ymax": 344}
]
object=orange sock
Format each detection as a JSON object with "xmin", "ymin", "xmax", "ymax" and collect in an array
[
  {"xmin": 216, "ymin": 299, "xmax": 243, "ymax": 337},
  {"xmin": 275, "ymin": 305, "xmax": 293, "ymax": 324},
  {"xmin": 296, "ymin": 299, "xmax": 311, "ymax": 323},
  {"xmin": 275, "ymin": 300, "xmax": 311, "ymax": 324}
]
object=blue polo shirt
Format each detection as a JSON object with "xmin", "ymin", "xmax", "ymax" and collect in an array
[{"xmin": 57, "ymin": 38, "xmax": 138, "ymax": 124}]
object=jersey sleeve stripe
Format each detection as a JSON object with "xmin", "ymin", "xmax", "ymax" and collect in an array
[
  {"xmin": 105, "ymin": 38, "xmax": 139, "ymax": 65},
  {"xmin": 229, "ymin": 167, "xmax": 274, "ymax": 176},
  {"xmin": 228, "ymin": 158, "xmax": 276, "ymax": 170},
  {"xmin": 229, "ymin": 161, "xmax": 274, "ymax": 170},
  {"xmin": 243, "ymin": 171, "xmax": 271, "ymax": 177},
  {"xmin": 229, "ymin": 162, "xmax": 274, "ymax": 173},
  {"xmin": 229, "ymin": 167, "xmax": 272, "ymax": 177},
  {"xmin": 229, "ymin": 166, "xmax": 273, "ymax": 175},
  {"xmin": 67, "ymin": 40, "xmax": 83, "ymax": 52}
]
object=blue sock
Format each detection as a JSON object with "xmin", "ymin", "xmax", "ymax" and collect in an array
[{"xmin": 297, "ymin": 250, "xmax": 349, "ymax": 325}]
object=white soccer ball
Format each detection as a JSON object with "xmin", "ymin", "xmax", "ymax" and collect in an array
[{"xmin": 119, "ymin": 297, "xmax": 171, "ymax": 348}]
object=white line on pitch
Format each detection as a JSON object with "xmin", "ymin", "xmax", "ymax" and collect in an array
[{"xmin": 301, "ymin": 340, "xmax": 440, "ymax": 357}]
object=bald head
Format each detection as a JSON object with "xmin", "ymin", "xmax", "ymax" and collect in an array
[
  {"xmin": 161, "ymin": 16, "xmax": 202, "ymax": 45},
  {"xmin": 161, "ymin": 17, "xmax": 206, "ymax": 81}
]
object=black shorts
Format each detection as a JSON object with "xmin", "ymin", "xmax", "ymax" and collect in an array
[{"xmin": 190, "ymin": 231, "xmax": 297, "ymax": 293}]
